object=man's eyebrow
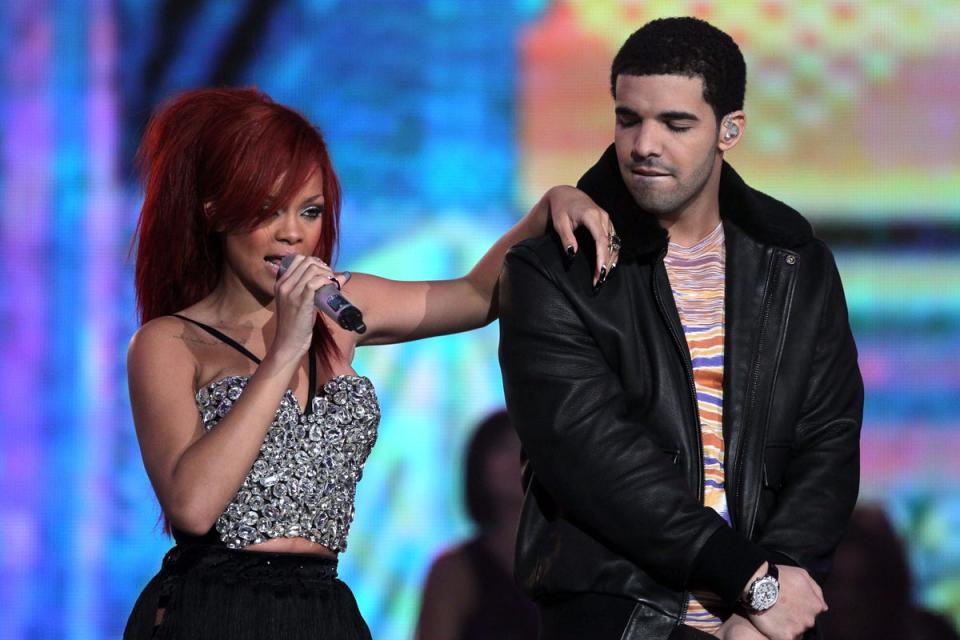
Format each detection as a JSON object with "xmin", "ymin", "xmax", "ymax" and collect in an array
[
  {"xmin": 615, "ymin": 107, "xmax": 701, "ymax": 121},
  {"xmin": 660, "ymin": 110, "xmax": 700, "ymax": 121}
]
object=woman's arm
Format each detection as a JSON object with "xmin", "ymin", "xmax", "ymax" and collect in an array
[
  {"xmin": 128, "ymin": 318, "xmax": 303, "ymax": 535},
  {"xmin": 349, "ymin": 186, "xmax": 615, "ymax": 345},
  {"xmin": 130, "ymin": 256, "xmax": 343, "ymax": 534}
]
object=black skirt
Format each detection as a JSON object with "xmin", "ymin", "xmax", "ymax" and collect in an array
[{"xmin": 124, "ymin": 544, "xmax": 371, "ymax": 640}]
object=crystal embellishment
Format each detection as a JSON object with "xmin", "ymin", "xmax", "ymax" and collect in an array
[{"xmin": 196, "ymin": 375, "xmax": 381, "ymax": 550}]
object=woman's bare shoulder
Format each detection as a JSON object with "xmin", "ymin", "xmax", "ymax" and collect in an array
[{"xmin": 127, "ymin": 315, "xmax": 201, "ymax": 379}]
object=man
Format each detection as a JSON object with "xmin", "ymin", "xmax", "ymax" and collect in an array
[{"xmin": 499, "ymin": 17, "xmax": 862, "ymax": 640}]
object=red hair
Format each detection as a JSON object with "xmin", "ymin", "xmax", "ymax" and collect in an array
[{"xmin": 133, "ymin": 87, "xmax": 342, "ymax": 366}]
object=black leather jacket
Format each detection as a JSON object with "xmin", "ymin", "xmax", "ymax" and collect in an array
[{"xmin": 498, "ymin": 146, "xmax": 863, "ymax": 638}]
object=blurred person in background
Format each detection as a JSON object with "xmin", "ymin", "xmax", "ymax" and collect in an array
[
  {"xmin": 820, "ymin": 505, "xmax": 959, "ymax": 640},
  {"xmin": 122, "ymin": 87, "xmax": 617, "ymax": 639},
  {"xmin": 416, "ymin": 409, "xmax": 538, "ymax": 640}
]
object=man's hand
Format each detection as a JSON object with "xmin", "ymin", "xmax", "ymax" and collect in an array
[
  {"xmin": 747, "ymin": 564, "xmax": 826, "ymax": 640},
  {"xmin": 713, "ymin": 613, "xmax": 767, "ymax": 639}
]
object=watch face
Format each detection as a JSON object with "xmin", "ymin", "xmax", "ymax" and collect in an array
[{"xmin": 752, "ymin": 576, "xmax": 780, "ymax": 611}]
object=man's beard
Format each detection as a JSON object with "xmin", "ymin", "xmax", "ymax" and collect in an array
[{"xmin": 628, "ymin": 148, "xmax": 716, "ymax": 217}]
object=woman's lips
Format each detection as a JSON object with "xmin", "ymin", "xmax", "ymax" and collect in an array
[{"xmin": 264, "ymin": 256, "xmax": 287, "ymax": 276}]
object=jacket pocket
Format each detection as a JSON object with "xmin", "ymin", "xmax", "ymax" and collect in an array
[
  {"xmin": 762, "ymin": 442, "xmax": 792, "ymax": 490},
  {"xmin": 661, "ymin": 448, "xmax": 681, "ymax": 466}
]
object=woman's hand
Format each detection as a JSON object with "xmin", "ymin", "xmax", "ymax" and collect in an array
[
  {"xmin": 544, "ymin": 185, "xmax": 621, "ymax": 288},
  {"xmin": 271, "ymin": 255, "xmax": 346, "ymax": 363}
]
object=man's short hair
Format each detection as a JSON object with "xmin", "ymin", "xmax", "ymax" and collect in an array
[{"xmin": 610, "ymin": 17, "xmax": 746, "ymax": 122}]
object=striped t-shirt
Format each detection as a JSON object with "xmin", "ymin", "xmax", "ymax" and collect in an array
[{"xmin": 663, "ymin": 222, "xmax": 731, "ymax": 631}]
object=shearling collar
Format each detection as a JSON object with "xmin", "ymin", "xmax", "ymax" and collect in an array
[{"xmin": 576, "ymin": 144, "xmax": 813, "ymax": 261}]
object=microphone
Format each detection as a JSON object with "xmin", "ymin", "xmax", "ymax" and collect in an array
[{"xmin": 277, "ymin": 255, "xmax": 367, "ymax": 334}]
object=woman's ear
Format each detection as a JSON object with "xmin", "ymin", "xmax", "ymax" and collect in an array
[{"xmin": 204, "ymin": 201, "xmax": 226, "ymax": 232}]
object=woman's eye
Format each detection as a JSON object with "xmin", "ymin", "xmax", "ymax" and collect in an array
[{"xmin": 301, "ymin": 206, "xmax": 324, "ymax": 219}]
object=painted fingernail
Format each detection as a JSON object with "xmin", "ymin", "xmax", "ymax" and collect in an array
[
  {"xmin": 593, "ymin": 266, "xmax": 608, "ymax": 292},
  {"xmin": 566, "ymin": 246, "xmax": 576, "ymax": 257}
]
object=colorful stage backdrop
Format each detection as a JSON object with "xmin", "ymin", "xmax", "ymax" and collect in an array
[{"xmin": 1, "ymin": 1, "xmax": 958, "ymax": 637}]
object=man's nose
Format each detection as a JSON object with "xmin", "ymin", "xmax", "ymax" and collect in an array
[{"xmin": 632, "ymin": 122, "xmax": 662, "ymax": 160}]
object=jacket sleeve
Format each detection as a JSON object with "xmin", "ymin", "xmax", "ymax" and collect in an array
[
  {"xmin": 499, "ymin": 242, "xmax": 768, "ymax": 600},
  {"xmin": 754, "ymin": 252, "xmax": 863, "ymax": 583}
]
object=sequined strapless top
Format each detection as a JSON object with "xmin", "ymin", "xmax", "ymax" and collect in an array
[{"xmin": 197, "ymin": 374, "xmax": 381, "ymax": 551}]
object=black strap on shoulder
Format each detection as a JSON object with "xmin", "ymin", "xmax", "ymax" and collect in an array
[
  {"xmin": 172, "ymin": 314, "xmax": 262, "ymax": 364},
  {"xmin": 173, "ymin": 314, "xmax": 319, "ymax": 412}
]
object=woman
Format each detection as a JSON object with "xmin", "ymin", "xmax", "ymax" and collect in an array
[
  {"xmin": 123, "ymin": 87, "xmax": 617, "ymax": 639},
  {"xmin": 416, "ymin": 410, "xmax": 538, "ymax": 640}
]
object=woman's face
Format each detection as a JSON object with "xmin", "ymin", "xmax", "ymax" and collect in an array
[{"xmin": 221, "ymin": 171, "xmax": 326, "ymax": 301}]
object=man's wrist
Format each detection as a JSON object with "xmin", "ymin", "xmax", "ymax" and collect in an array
[
  {"xmin": 688, "ymin": 525, "xmax": 770, "ymax": 605},
  {"xmin": 741, "ymin": 562, "xmax": 780, "ymax": 614},
  {"xmin": 742, "ymin": 562, "xmax": 769, "ymax": 600}
]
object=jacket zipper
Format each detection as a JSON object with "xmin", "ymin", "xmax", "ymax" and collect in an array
[
  {"xmin": 733, "ymin": 250, "xmax": 781, "ymax": 539},
  {"xmin": 652, "ymin": 250, "xmax": 704, "ymax": 501},
  {"xmin": 652, "ymin": 250, "xmax": 701, "ymax": 624}
]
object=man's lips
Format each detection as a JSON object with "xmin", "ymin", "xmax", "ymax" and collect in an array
[{"xmin": 631, "ymin": 168, "xmax": 671, "ymax": 177}]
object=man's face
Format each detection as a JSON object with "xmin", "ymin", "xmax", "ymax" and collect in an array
[{"xmin": 613, "ymin": 74, "xmax": 723, "ymax": 219}]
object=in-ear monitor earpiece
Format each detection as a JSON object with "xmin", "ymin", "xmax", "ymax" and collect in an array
[{"xmin": 723, "ymin": 120, "xmax": 740, "ymax": 141}]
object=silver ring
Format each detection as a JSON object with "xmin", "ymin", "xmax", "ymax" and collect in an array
[{"xmin": 608, "ymin": 232, "xmax": 622, "ymax": 253}]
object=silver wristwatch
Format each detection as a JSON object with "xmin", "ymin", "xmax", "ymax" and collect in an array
[{"xmin": 743, "ymin": 563, "xmax": 780, "ymax": 613}]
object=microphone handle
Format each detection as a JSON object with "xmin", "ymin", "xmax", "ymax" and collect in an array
[
  {"xmin": 276, "ymin": 255, "xmax": 367, "ymax": 334},
  {"xmin": 314, "ymin": 283, "xmax": 367, "ymax": 335}
]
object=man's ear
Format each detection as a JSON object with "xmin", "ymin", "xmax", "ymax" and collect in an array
[{"xmin": 718, "ymin": 111, "xmax": 746, "ymax": 152}]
